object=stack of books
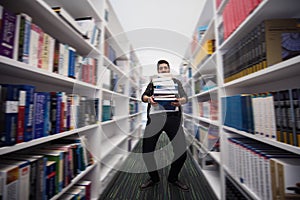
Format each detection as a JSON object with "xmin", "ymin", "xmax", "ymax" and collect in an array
[{"xmin": 152, "ymin": 74, "xmax": 178, "ymax": 110}]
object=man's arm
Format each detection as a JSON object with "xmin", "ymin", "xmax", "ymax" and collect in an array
[
  {"xmin": 141, "ymin": 82, "xmax": 158, "ymax": 105},
  {"xmin": 171, "ymin": 78, "xmax": 188, "ymax": 106}
]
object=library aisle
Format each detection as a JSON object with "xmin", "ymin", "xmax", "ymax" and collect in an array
[{"xmin": 99, "ymin": 134, "xmax": 218, "ymax": 200}]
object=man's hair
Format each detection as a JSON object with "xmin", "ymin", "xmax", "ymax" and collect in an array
[{"xmin": 157, "ymin": 60, "xmax": 170, "ymax": 70}]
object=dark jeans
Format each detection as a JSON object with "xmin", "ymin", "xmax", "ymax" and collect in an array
[{"xmin": 142, "ymin": 112, "xmax": 187, "ymax": 182}]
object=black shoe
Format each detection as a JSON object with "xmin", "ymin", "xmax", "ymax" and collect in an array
[
  {"xmin": 140, "ymin": 179, "xmax": 160, "ymax": 191},
  {"xmin": 168, "ymin": 180, "xmax": 189, "ymax": 192}
]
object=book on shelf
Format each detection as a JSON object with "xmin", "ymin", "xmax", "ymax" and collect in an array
[
  {"xmin": 223, "ymin": 18, "xmax": 300, "ymax": 83},
  {"xmin": 29, "ymin": 23, "xmax": 42, "ymax": 68},
  {"xmin": 0, "ymin": 6, "xmax": 17, "ymax": 59},
  {"xmin": 51, "ymin": 7, "xmax": 87, "ymax": 38},
  {"xmin": 13, "ymin": 12, "xmax": 31, "ymax": 64},
  {"xmin": 270, "ymin": 158, "xmax": 300, "ymax": 200},
  {"xmin": 8, "ymin": 154, "xmax": 47, "ymax": 200},
  {"xmin": 0, "ymin": 159, "xmax": 31, "ymax": 200},
  {"xmin": 75, "ymin": 180, "xmax": 91, "ymax": 200},
  {"xmin": 33, "ymin": 92, "xmax": 51, "ymax": 139},
  {"xmin": 45, "ymin": 160, "xmax": 56, "ymax": 199},
  {"xmin": 0, "ymin": 163, "xmax": 19, "ymax": 200},
  {"xmin": 33, "ymin": 149, "xmax": 64, "ymax": 194},
  {"xmin": 16, "ymin": 90, "xmax": 26, "ymax": 143},
  {"xmin": 0, "ymin": 84, "xmax": 19, "ymax": 147}
]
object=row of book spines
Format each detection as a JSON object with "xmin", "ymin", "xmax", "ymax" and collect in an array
[
  {"xmin": 222, "ymin": 89, "xmax": 300, "ymax": 147},
  {"xmin": 0, "ymin": 140, "xmax": 93, "ymax": 200},
  {"xmin": 223, "ymin": 18, "xmax": 300, "ymax": 83},
  {"xmin": 0, "ymin": 84, "xmax": 99, "ymax": 147},
  {"xmin": 0, "ymin": 5, "xmax": 98, "ymax": 85},
  {"xmin": 226, "ymin": 137, "xmax": 300, "ymax": 200},
  {"xmin": 222, "ymin": 0, "xmax": 262, "ymax": 40},
  {"xmin": 198, "ymin": 100, "xmax": 218, "ymax": 120}
]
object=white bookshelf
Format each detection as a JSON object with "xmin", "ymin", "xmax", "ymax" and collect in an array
[
  {"xmin": 182, "ymin": 0, "xmax": 300, "ymax": 199},
  {"xmin": 0, "ymin": 0, "xmax": 142, "ymax": 199}
]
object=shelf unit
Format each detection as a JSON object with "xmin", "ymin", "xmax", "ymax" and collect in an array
[
  {"xmin": 0, "ymin": 0, "xmax": 142, "ymax": 199},
  {"xmin": 182, "ymin": 0, "xmax": 300, "ymax": 199}
]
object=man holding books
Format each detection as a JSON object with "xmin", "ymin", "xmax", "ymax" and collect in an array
[{"xmin": 140, "ymin": 60, "xmax": 189, "ymax": 191}]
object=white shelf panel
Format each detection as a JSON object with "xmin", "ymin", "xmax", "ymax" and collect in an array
[
  {"xmin": 195, "ymin": 117, "xmax": 219, "ymax": 127},
  {"xmin": 193, "ymin": 52, "xmax": 217, "ymax": 76},
  {"xmin": 129, "ymin": 112, "xmax": 143, "ymax": 118},
  {"xmin": 223, "ymin": 126, "xmax": 300, "ymax": 155},
  {"xmin": 0, "ymin": 124, "xmax": 99, "ymax": 155},
  {"xmin": 202, "ymin": 170, "xmax": 221, "ymax": 200},
  {"xmin": 101, "ymin": 88, "xmax": 129, "ymax": 99},
  {"xmin": 209, "ymin": 151, "xmax": 221, "ymax": 164},
  {"xmin": 100, "ymin": 135, "xmax": 128, "ymax": 159},
  {"xmin": 224, "ymin": 166, "xmax": 260, "ymax": 200},
  {"xmin": 43, "ymin": 0, "xmax": 104, "ymax": 22},
  {"xmin": 219, "ymin": 0, "xmax": 300, "ymax": 51},
  {"xmin": 103, "ymin": 56, "xmax": 128, "ymax": 78},
  {"xmin": 0, "ymin": 56, "xmax": 100, "ymax": 90},
  {"xmin": 104, "ymin": 26, "xmax": 129, "ymax": 60},
  {"xmin": 51, "ymin": 163, "xmax": 98, "ymax": 200},
  {"xmin": 101, "ymin": 115, "xmax": 130, "ymax": 126},
  {"xmin": 193, "ymin": 87, "xmax": 218, "ymax": 98},
  {"xmin": 129, "ymin": 96, "xmax": 141, "ymax": 101},
  {"xmin": 100, "ymin": 154, "xmax": 123, "ymax": 182},
  {"xmin": 2, "ymin": 0, "xmax": 100, "ymax": 57},
  {"xmin": 183, "ymin": 113, "xmax": 194, "ymax": 119},
  {"xmin": 223, "ymin": 55, "xmax": 300, "ymax": 89}
]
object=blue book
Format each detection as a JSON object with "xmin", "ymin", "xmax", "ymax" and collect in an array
[
  {"xmin": 17, "ymin": 13, "xmax": 31, "ymax": 64},
  {"xmin": 17, "ymin": 85, "xmax": 35, "ymax": 142},
  {"xmin": 0, "ymin": 84, "xmax": 19, "ymax": 146},
  {"xmin": 68, "ymin": 47, "xmax": 76, "ymax": 78},
  {"xmin": 33, "ymin": 92, "xmax": 44, "ymax": 139},
  {"xmin": 46, "ymin": 161, "xmax": 56, "ymax": 199}
]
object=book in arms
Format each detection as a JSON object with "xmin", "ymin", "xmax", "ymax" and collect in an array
[{"xmin": 152, "ymin": 74, "xmax": 178, "ymax": 110}]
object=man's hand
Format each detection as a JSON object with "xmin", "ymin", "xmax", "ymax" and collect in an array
[
  {"xmin": 171, "ymin": 97, "xmax": 186, "ymax": 107},
  {"xmin": 148, "ymin": 96, "xmax": 158, "ymax": 106}
]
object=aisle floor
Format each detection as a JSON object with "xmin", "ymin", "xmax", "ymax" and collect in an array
[{"xmin": 99, "ymin": 133, "xmax": 218, "ymax": 200}]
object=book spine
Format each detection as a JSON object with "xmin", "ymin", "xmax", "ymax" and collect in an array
[
  {"xmin": 0, "ymin": 7, "xmax": 17, "ymax": 58},
  {"xmin": 68, "ymin": 47, "xmax": 76, "ymax": 78},
  {"xmin": 33, "ymin": 92, "xmax": 45, "ymax": 139},
  {"xmin": 16, "ymin": 90, "xmax": 26, "ymax": 143},
  {"xmin": 48, "ymin": 35, "xmax": 55, "ymax": 72}
]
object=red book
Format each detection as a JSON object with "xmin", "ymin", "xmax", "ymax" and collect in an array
[{"xmin": 16, "ymin": 90, "xmax": 26, "ymax": 143}]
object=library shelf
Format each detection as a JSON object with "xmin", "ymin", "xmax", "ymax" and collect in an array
[
  {"xmin": 43, "ymin": 0, "xmax": 104, "ymax": 22},
  {"xmin": 219, "ymin": 0, "xmax": 300, "ymax": 51},
  {"xmin": 100, "ymin": 134, "xmax": 128, "ymax": 160},
  {"xmin": 51, "ymin": 163, "xmax": 99, "ymax": 200},
  {"xmin": 223, "ymin": 166, "xmax": 260, "ymax": 200},
  {"xmin": 193, "ymin": 53, "xmax": 217, "ymax": 78},
  {"xmin": 190, "ymin": 151, "xmax": 221, "ymax": 200},
  {"xmin": 0, "ymin": 56, "xmax": 100, "ymax": 90},
  {"xmin": 100, "ymin": 154, "xmax": 124, "ymax": 182},
  {"xmin": 0, "ymin": 124, "xmax": 99, "ymax": 156},
  {"xmin": 223, "ymin": 55, "xmax": 300, "ymax": 89},
  {"xmin": 192, "ymin": 87, "xmax": 218, "ymax": 99},
  {"xmin": 196, "ymin": 117, "xmax": 219, "ymax": 127},
  {"xmin": 209, "ymin": 151, "xmax": 221, "ymax": 164},
  {"xmin": 191, "ymin": 19, "xmax": 216, "ymax": 60},
  {"xmin": 102, "ymin": 88, "xmax": 129, "ymax": 99},
  {"xmin": 2, "ymin": 0, "xmax": 100, "ymax": 56},
  {"xmin": 223, "ymin": 125, "xmax": 300, "ymax": 155}
]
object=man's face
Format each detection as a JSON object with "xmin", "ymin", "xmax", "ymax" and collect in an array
[{"xmin": 158, "ymin": 63, "xmax": 170, "ymax": 73}]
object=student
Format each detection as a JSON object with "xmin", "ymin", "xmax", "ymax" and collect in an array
[{"xmin": 140, "ymin": 59, "xmax": 189, "ymax": 191}]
